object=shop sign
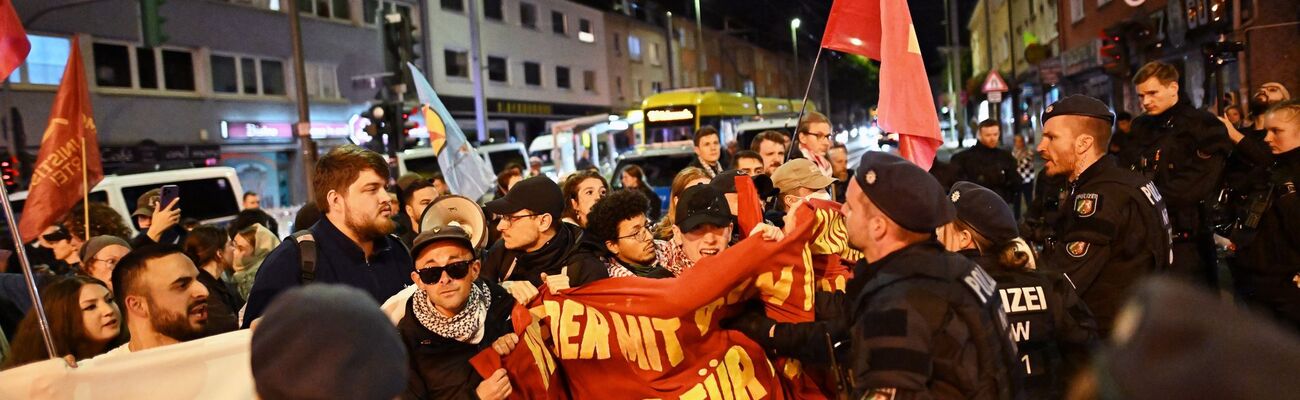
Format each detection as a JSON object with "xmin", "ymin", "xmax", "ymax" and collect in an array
[{"xmin": 221, "ymin": 121, "xmax": 351, "ymax": 142}]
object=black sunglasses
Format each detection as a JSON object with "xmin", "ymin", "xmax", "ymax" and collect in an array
[
  {"xmin": 42, "ymin": 227, "xmax": 71, "ymax": 243},
  {"xmin": 416, "ymin": 260, "xmax": 474, "ymax": 284}
]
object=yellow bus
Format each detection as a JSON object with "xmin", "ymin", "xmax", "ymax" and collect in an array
[{"xmin": 640, "ymin": 88, "xmax": 816, "ymax": 147}]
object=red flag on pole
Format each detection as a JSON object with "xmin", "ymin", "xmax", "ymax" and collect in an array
[
  {"xmin": 18, "ymin": 37, "xmax": 103, "ymax": 243},
  {"xmin": 822, "ymin": 0, "xmax": 942, "ymax": 170},
  {"xmin": 0, "ymin": 0, "xmax": 30, "ymax": 81}
]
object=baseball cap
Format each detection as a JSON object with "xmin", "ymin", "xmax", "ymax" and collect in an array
[
  {"xmin": 484, "ymin": 176, "xmax": 564, "ymax": 221},
  {"xmin": 674, "ymin": 184, "xmax": 732, "ymax": 232},
  {"xmin": 410, "ymin": 224, "xmax": 474, "ymax": 257},
  {"xmin": 710, "ymin": 169, "xmax": 777, "ymax": 198},
  {"xmin": 772, "ymin": 158, "xmax": 836, "ymax": 194},
  {"xmin": 132, "ymin": 188, "xmax": 161, "ymax": 217}
]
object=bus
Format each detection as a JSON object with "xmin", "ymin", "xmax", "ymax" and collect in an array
[{"xmin": 640, "ymin": 88, "xmax": 817, "ymax": 147}]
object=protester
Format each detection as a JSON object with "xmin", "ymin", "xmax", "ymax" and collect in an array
[
  {"xmin": 65, "ymin": 201, "xmax": 133, "ymax": 242},
  {"xmin": 841, "ymin": 151, "xmax": 1019, "ymax": 399},
  {"xmin": 229, "ymin": 224, "xmax": 280, "ymax": 302},
  {"xmin": 243, "ymin": 192, "xmax": 260, "ymax": 210},
  {"xmin": 291, "ymin": 201, "xmax": 322, "ymax": 232},
  {"xmin": 242, "ymin": 145, "xmax": 412, "ymax": 327},
  {"xmin": 227, "ymin": 208, "xmax": 279, "ymax": 239},
  {"xmin": 618, "ymin": 164, "xmax": 662, "ymax": 221},
  {"xmin": 1011, "ymin": 134, "xmax": 1037, "ymax": 219},
  {"xmin": 1037, "ymin": 95, "xmax": 1172, "ymax": 333},
  {"xmin": 1127, "ymin": 61, "xmax": 1231, "ymax": 285},
  {"xmin": 1, "ymin": 275, "xmax": 123, "ymax": 370},
  {"xmin": 252, "ymin": 284, "xmax": 408, "ymax": 400},
  {"xmin": 40, "ymin": 225, "xmax": 84, "ymax": 274},
  {"xmin": 397, "ymin": 225, "xmax": 538, "ymax": 399},
  {"xmin": 103, "ymin": 245, "xmax": 210, "ymax": 356},
  {"xmin": 494, "ymin": 169, "xmax": 523, "ymax": 201},
  {"xmin": 733, "ymin": 150, "xmax": 764, "ymax": 176},
  {"xmin": 688, "ymin": 126, "xmax": 725, "ymax": 178},
  {"xmin": 653, "ymin": 167, "xmax": 711, "ymax": 241},
  {"xmin": 430, "ymin": 172, "xmax": 450, "ymax": 196},
  {"xmin": 78, "ymin": 235, "xmax": 130, "ymax": 291},
  {"xmin": 951, "ymin": 119, "xmax": 1019, "ymax": 203},
  {"xmin": 528, "ymin": 156, "xmax": 544, "ymax": 177},
  {"xmin": 669, "ymin": 184, "xmax": 734, "ymax": 268},
  {"xmin": 772, "ymin": 158, "xmax": 836, "ymax": 213},
  {"xmin": 1109, "ymin": 111, "xmax": 1137, "ymax": 163},
  {"xmin": 939, "ymin": 181, "xmax": 1099, "ymax": 398},
  {"xmin": 560, "ymin": 169, "xmax": 608, "ymax": 228},
  {"xmin": 396, "ymin": 173, "xmax": 439, "ymax": 246},
  {"xmin": 1219, "ymin": 82, "xmax": 1292, "ymax": 241},
  {"xmin": 130, "ymin": 188, "xmax": 186, "ymax": 247},
  {"xmin": 750, "ymin": 130, "xmax": 790, "ymax": 175},
  {"xmin": 481, "ymin": 176, "xmax": 608, "ymax": 297},
  {"xmin": 827, "ymin": 143, "xmax": 852, "ymax": 202},
  {"xmin": 791, "ymin": 111, "xmax": 835, "ymax": 177},
  {"xmin": 1224, "ymin": 105, "xmax": 1244, "ymax": 128},
  {"xmin": 586, "ymin": 190, "xmax": 673, "ymax": 278},
  {"xmin": 182, "ymin": 225, "xmax": 242, "ymax": 335}
]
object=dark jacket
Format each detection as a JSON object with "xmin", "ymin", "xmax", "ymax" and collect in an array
[
  {"xmin": 241, "ymin": 217, "xmax": 413, "ymax": 327},
  {"xmin": 399, "ymin": 282, "xmax": 515, "ymax": 400},
  {"xmin": 1043, "ymin": 155, "xmax": 1171, "ymax": 333},
  {"xmin": 130, "ymin": 225, "xmax": 187, "ymax": 249},
  {"xmin": 846, "ymin": 241, "xmax": 1019, "ymax": 400},
  {"xmin": 950, "ymin": 145, "xmax": 1019, "ymax": 202},
  {"xmin": 395, "ymin": 213, "xmax": 419, "ymax": 249},
  {"xmin": 1231, "ymin": 147, "xmax": 1300, "ymax": 327},
  {"xmin": 196, "ymin": 268, "xmax": 242, "ymax": 336},
  {"xmin": 688, "ymin": 157, "xmax": 724, "ymax": 178},
  {"xmin": 480, "ymin": 222, "xmax": 609, "ymax": 287},
  {"xmin": 1128, "ymin": 99, "xmax": 1233, "ymax": 233}
]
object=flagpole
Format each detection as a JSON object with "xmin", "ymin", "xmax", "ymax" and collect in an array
[
  {"xmin": 80, "ymin": 137, "xmax": 88, "ymax": 241},
  {"xmin": 0, "ymin": 181, "xmax": 57, "ymax": 358},
  {"xmin": 784, "ymin": 46, "xmax": 825, "ymax": 162}
]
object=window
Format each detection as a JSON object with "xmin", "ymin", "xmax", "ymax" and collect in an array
[
  {"xmin": 441, "ymin": 0, "xmax": 463, "ymax": 12},
  {"xmin": 520, "ymin": 2, "xmax": 537, "ymax": 29},
  {"xmin": 211, "ymin": 54, "xmax": 288, "ymax": 96},
  {"xmin": 743, "ymin": 80, "xmax": 755, "ymax": 96},
  {"xmin": 1070, "ymin": 0, "xmax": 1083, "ymax": 22},
  {"xmin": 444, "ymin": 49, "xmax": 469, "ymax": 78},
  {"xmin": 366, "ymin": 1, "xmax": 415, "ymax": 27},
  {"xmin": 649, "ymin": 43, "xmax": 660, "ymax": 65},
  {"xmin": 305, "ymin": 62, "xmax": 336, "ymax": 98},
  {"xmin": 487, "ymin": 56, "xmax": 508, "ymax": 82},
  {"xmin": 551, "ymin": 11, "xmax": 566, "ymax": 35},
  {"xmin": 677, "ymin": 27, "xmax": 691, "ymax": 49},
  {"xmin": 299, "ymin": 0, "xmax": 350, "ymax": 21},
  {"xmin": 524, "ymin": 61, "xmax": 541, "ymax": 86},
  {"xmin": 578, "ymin": 19, "xmax": 594, "ymax": 43},
  {"xmin": 93, "ymin": 42, "xmax": 197, "ymax": 92},
  {"xmin": 651, "ymin": 81, "xmax": 663, "ymax": 93},
  {"xmin": 484, "ymin": 0, "xmax": 503, "ymax": 20},
  {"xmin": 555, "ymin": 66, "xmax": 570, "ymax": 89},
  {"xmin": 583, "ymin": 70, "xmax": 596, "ymax": 92},
  {"xmin": 123, "ymin": 178, "xmax": 238, "ymax": 223},
  {"xmin": 7, "ymin": 34, "xmax": 70, "ymax": 86},
  {"xmin": 612, "ymin": 33, "xmax": 622, "ymax": 56},
  {"xmin": 615, "ymin": 76, "xmax": 623, "ymax": 99},
  {"xmin": 635, "ymin": 78, "xmax": 643, "ymax": 98},
  {"xmin": 628, "ymin": 35, "xmax": 642, "ymax": 61}
]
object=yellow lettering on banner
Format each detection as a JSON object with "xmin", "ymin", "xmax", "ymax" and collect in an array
[
  {"xmin": 544, "ymin": 300, "xmax": 562, "ymax": 353},
  {"xmin": 801, "ymin": 249, "xmax": 815, "ymax": 312},
  {"xmin": 579, "ymin": 307, "xmax": 611, "ymax": 360},
  {"xmin": 694, "ymin": 298, "xmax": 725, "ymax": 335},
  {"xmin": 559, "ymin": 299, "xmax": 585, "ymax": 359},
  {"xmin": 638, "ymin": 316, "xmax": 663, "ymax": 371},
  {"xmin": 680, "ymin": 347, "xmax": 769, "ymax": 400},
  {"xmin": 522, "ymin": 318, "xmax": 556, "ymax": 388},
  {"xmin": 727, "ymin": 279, "xmax": 753, "ymax": 304},
  {"xmin": 610, "ymin": 311, "xmax": 651, "ymax": 370},
  {"xmin": 755, "ymin": 267, "xmax": 794, "ymax": 307},
  {"xmin": 716, "ymin": 355, "xmax": 736, "ymax": 400},
  {"xmin": 725, "ymin": 346, "xmax": 766, "ymax": 399},
  {"xmin": 652, "ymin": 318, "xmax": 684, "ymax": 368}
]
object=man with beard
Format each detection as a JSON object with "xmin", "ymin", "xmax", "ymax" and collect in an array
[
  {"xmin": 1127, "ymin": 62, "xmax": 1232, "ymax": 285},
  {"xmin": 241, "ymin": 145, "xmax": 412, "ymax": 327},
  {"xmin": 102, "ymin": 245, "xmax": 210, "ymax": 356},
  {"xmin": 751, "ymin": 130, "xmax": 790, "ymax": 175},
  {"xmin": 1037, "ymin": 95, "xmax": 1171, "ymax": 333}
]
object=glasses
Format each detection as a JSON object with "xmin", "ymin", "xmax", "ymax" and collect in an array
[
  {"xmin": 416, "ymin": 260, "xmax": 474, "ymax": 284},
  {"xmin": 498, "ymin": 213, "xmax": 543, "ymax": 227},
  {"xmin": 91, "ymin": 257, "xmax": 121, "ymax": 267},
  {"xmin": 801, "ymin": 131, "xmax": 832, "ymax": 141},
  {"xmin": 41, "ymin": 228, "xmax": 71, "ymax": 243},
  {"xmin": 615, "ymin": 224, "xmax": 652, "ymax": 241}
]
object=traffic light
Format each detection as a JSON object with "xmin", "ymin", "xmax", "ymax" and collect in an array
[
  {"xmin": 139, "ymin": 0, "xmax": 167, "ymax": 48},
  {"xmin": 1, "ymin": 156, "xmax": 20, "ymax": 191},
  {"xmin": 383, "ymin": 14, "xmax": 421, "ymax": 90},
  {"xmin": 1205, "ymin": 40, "xmax": 1245, "ymax": 66},
  {"xmin": 1100, "ymin": 28, "xmax": 1129, "ymax": 77}
]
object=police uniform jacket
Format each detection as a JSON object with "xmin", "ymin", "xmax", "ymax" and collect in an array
[
  {"xmin": 847, "ymin": 241, "xmax": 1018, "ymax": 400},
  {"xmin": 950, "ymin": 145, "xmax": 1019, "ymax": 203},
  {"xmin": 959, "ymin": 250, "xmax": 1099, "ymax": 399},
  {"xmin": 1232, "ymin": 147, "xmax": 1300, "ymax": 325},
  {"xmin": 1127, "ymin": 99, "xmax": 1232, "ymax": 236},
  {"xmin": 1044, "ymin": 155, "xmax": 1171, "ymax": 332},
  {"xmin": 398, "ymin": 282, "xmax": 515, "ymax": 400}
]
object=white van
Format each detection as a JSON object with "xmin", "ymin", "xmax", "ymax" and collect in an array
[
  {"xmin": 8, "ymin": 167, "xmax": 245, "ymax": 236},
  {"xmin": 396, "ymin": 143, "xmax": 528, "ymax": 177}
]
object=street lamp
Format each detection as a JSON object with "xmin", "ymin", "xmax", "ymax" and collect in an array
[{"xmin": 791, "ymin": 18, "xmax": 801, "ymax": 96}]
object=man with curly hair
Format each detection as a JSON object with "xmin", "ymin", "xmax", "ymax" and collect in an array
[{"xmin": 585, "ymin": 190, "xmax": 674, "ymax": 278}]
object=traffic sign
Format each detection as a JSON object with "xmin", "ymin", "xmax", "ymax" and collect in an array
[
  {"xmin": 982, "ymin": 70, "xmax": 1009, "ymax": 93},
  {"xmin": 988, "ymin": 91, "xmax": 1002, "ymax": 103}
]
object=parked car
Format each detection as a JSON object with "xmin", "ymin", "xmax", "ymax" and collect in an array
[{"xmin": 396, "ymin": 142, "xmax": 529, "ymax": 177}]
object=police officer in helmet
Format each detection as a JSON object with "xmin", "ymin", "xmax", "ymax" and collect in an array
[
  {"xmin": 1037, "ymin": 94, "xmax": 1172, "ymax": 334},
  {"xmin": 843, "ymin": 152, "xmax": 1019, "ymax": 399},
  {"xmin": 938, "ymin": 181, "xmax": 1099, "ymax": 398}
]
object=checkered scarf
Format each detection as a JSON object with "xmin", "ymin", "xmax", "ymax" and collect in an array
[{"xmin": 412, "ymin": 281, "xmax": 491, "ymax": 344}]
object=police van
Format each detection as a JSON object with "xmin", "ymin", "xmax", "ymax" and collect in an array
[{"xmin": 7, "ymin": 167, "xmax": 245, "ymax": 236}]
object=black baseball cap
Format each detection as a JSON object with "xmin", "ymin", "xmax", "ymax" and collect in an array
[
  {"xmin": 674, "ymin": 184, "xmax": 732, "ymax": 232},
  {"xmin": 483, "ymin": 176, "xmax": 564, "ymax": 221},
  {"xmin": 410, "ymin": 225, "xmax": 475, "ymax": 257},
  {"xmin": 710, "ymin": 169, "xmax": 778, "ymax": 197}
]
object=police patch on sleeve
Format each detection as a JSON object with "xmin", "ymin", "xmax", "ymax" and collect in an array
[
  {"xmin": 1067, "ymin": 241, "xmax": 1090, "ymax": 258},
  {"xmin": 1074, "ymin": 193, "xmax": 1099, "ymax": 217}
]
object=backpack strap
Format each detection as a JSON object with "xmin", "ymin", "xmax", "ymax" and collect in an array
[{"xmin": 292, "ymin": 230, "xmax": 317, "ymax": 284}]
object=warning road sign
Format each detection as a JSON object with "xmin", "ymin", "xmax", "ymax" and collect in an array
[{"xmin": 982, "ymin": 70, "xmax": 1009, "ymax": 93}]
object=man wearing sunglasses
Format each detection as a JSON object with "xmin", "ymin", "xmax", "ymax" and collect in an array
[
  {"xmin": 398, "ymin": 225, "xmax": 543, "ymax": 399},
  {"xmin": 481, "ymin": 176, "xmax": 608, "ymax": 303}
]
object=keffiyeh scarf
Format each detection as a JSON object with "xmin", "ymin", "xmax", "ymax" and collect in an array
[{"xmin": 412, "ymin": 281, "xmax": 491, "ymax": 344}]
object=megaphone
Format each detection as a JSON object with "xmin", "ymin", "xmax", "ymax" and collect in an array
[{"xmin": 418, "ymin": 195, "xmax": 490, "ymax": 252}]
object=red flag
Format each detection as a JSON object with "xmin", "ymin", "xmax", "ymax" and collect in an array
[
  {"xmin": 18, "ymin": 37, "xmax": 103, "ymax": 243},
  {"xmin": 0, "ymin": 0, "xmax": 30, "ymax": 81},
  {"xmin": 822, "ymin": 0, "xmax": 942, "ymax": 170}
]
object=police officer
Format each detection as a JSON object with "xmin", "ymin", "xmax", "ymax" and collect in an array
[
  {"xmin": 938, "ymin": 181, "xmax": 1099, "ymax": 398},
  {"xmin": 1216, "ymin": 82, "xmax": 1292, "ymax": 241},
  {"xmin": 1227, "ymin": 100, "xmax": 1300, "ymax": 329},
  {"xmin": 1127, "ymin": 61, "xmax": 1233, "ymax": 285},
  {"xmin": 950, "ymin": 119, "xmax": 1020, "ymax": 203},
  {"xmin": 1037, "ymin": 94, "xmax": 1172, "ymax": 333},
  {"xmin": 842, "ymin": 151, "xmax": 1019, "ymax": 399}
]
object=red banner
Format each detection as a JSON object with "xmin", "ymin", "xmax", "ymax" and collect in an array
[
  {"xmin": 472, "ymin": 201, "xmax": 863, "ymax": 399},
  {"xmin": 0, "ymin": 0, "xmax": 29, "ymax": 81},
  {"xmin": 18, "ymin": 37, "xmax": 103, "ymax": 243}
]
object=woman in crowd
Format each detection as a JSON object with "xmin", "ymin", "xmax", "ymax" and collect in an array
[
  {"xmin": 653, "ymin": 167, "xmax": 711, "ymax": 241},
  {"xmin": 183, "ymin": 225, "xmax": 243, "ymax": 335},
  {"xmin": 2, "ymin": 275, "xmax": 122, "ymax": 370},
  {"xmin": 39, "ymin": 225, "xmax": 84, "ymax": 275},
  {"xmin": 65, "ymin": 201, "xmax": 134, "ymax": 241},
  {"xmin": 620, "ymin": 165, "xmax": 662, "ymax": 221},
  {"xmin": 230, "ymin": 223, "xmax": 280, "ymax": 301},
  {"xmin": 78, "ymin": 236, "xmax": 131, "ymax": 291},
  {"xmin": 561, "ymin": 169, "xmax": 608, "ymax": 228}
]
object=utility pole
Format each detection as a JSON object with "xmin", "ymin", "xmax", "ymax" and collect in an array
[
  {"xmin": 285, "ymin": 0, "xmax": 316, "ymax": 202},
  {"xmin": 467, "ymin": 0, "xmax": 489, "ymax": 142},
  {"xmin": 695, "ymin": 0, "xmax": 705, "ymax": 87},
  {"xmin": 665, "ymin": 12, "xmax": 676, "ymax": 88}
]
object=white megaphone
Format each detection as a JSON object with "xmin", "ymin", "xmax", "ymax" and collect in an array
[{"xmin": 418, "ymin": 195, "xmax": 490, "ymax": 252}]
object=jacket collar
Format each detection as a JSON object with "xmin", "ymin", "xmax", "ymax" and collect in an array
[
  {"xmin": 1073, "ymin": 154, "xmax": 1119, "ymax": 186},
  {"xmin": 313, "ymin": 217, "xmax": 393, "ymax": 264}
]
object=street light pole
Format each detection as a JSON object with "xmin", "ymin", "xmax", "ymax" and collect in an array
[
  {"xmin": 791, "ymin": 18, "xmax": 800, "ymax": 98},
  {"xmin": 285, "ymin": 0, "xmax": 316, "ymax": 202},
  {"xmin": 695, "ymin": 0, "xmax": 705, "ymax": 87}
]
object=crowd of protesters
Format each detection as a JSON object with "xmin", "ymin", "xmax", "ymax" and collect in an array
[{"xmin": 0, "ymin": 61, "xmax": 1297, "ymax": 400}]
